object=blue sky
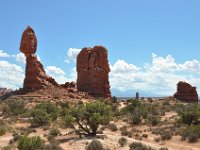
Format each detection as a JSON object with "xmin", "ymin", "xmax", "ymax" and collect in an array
[{"xmin": 1, "ymin": 0, "xmax": 200, "ymax": 97}]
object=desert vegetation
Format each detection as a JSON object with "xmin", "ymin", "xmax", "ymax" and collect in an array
[{"xmin": 0, "ymin": 97, "xmax": 200, "ymax": 149}]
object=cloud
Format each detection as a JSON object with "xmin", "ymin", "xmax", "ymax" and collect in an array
[
  {"xmin": 0, "ymin": 50, "xmax": 10, "ymax": 57},
  {"xmin": 0, "ymin": 60, "xmax": 24, "ymax": 89},
  {"xmin": 111, "ymin": 59, "xmax": 140, "ymax": 73},
  {"xmin": 65, "ymin": 48, "xmax": 81, "ymax": 63},
  {"xmin": 13, "ymin": 53, "xmax": 26, "ymax": 64},
  {"xmin": 110, "ymin": 53, "xmax": 200, "ymax": 96},
  {"xmin": 45, "ymin": 66, "xmax": 68, "ymax": 84}
]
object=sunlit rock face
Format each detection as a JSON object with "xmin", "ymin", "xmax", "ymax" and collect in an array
[
  {"xmin": 77, "ymin": 46, "xmax": 111, "ymax": 98},
  {"xmin": 174, "ymin": 81, "xmax": 198, "ymax": 102},
  {"xmin": 20, "ymin": 26, "xmax": 57, "ymax": 90}
]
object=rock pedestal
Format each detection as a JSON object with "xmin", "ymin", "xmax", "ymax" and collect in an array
[
  {"xmin": 77, "ymin": 46, "xmax": 111, "ymax": 98},
  {"xmin": 174, "ymin": 81, "xmax": 198, "ymax": 102},
  {"xmin": 20, "ymin": 26, "xmax": 57, "ymax": 90}
]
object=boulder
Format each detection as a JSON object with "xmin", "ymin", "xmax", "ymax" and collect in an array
[
  {"xmin": 77, "ymin": 46, "xmax": 111, "ymax": 98},
  {"xmin": 174, "ymin": 81, "xmax": 198, "ymax": 102}
]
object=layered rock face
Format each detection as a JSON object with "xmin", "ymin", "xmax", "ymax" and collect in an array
[
  {"xmin": 77, "ymin": 46, "xmax": 111, "ymax": 98},
  {"xmin": 174, "ymin": 81, "xmax": 198, "ymax": 102},
  {"xmin": 20, "ymin": 26, "xmax": 57, "ymax": 90}
]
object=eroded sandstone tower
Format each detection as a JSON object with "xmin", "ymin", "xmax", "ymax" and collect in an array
[
  {"xmin": 174, "ymin": 81, "xmax": 198, "ymax": 102},
  {"xmin": 20, "ymin": 26, "xmax": 57, "ymax": 90},
  {"xmin": 77, "ymin": 46, "xmax": 111, "ymax": 98}
]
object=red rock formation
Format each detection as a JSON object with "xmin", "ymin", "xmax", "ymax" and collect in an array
[
  {"xmin": 174, "ymin": 81, "xmax": 198, "ymax": 102},
  {"xmin": 77, "ymin": 46, "xmax": 111, "ymax": 98},
  {"xmin": 20, "ymin": 26, "xmax": 57, "ymax": 90}
]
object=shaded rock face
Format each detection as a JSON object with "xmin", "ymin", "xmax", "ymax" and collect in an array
[
  {"xmin": 77, "ymin": 46, "xmax": 111, "ymax": 98},
  {"xmin": 174, "ymin": 81, "xmax": 198, "ymax": 102},
  {"xmin": 20, "ymin": 26, "xmax": 57, "ymax": 90}
]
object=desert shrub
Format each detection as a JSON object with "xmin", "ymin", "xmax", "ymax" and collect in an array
[
  {"xmin": 35, "ymin": 102, "xmax": 59, "ymax": 121},
  {"xmin": 49, "ymin": 127, "xmax": 60, "ymax": 137},
  {"xmin": 58, "ymin": 101, "xmax": 70, "ymax": 107},
  {"xmin": 159, "ymin": 147, "xmax": 168, "ymax": 150},
  {"xmin": 30, "ymin": 102, "xmax": 59, "ymax": 127},
  {"xmin": 30, "ymin": 109, "xmax": 50, "ymax": 127},
  {"xmin": 2, "ymin": 144, "xmax": 16, "ymax": 150},
  {"xmin": 112, "ymin": 96, "xmax": 118, "ymax": 103},
  {"xmin": 67, "ymin": 100, "xmax": 112, "ymax": 136},
  {"xmin": 44, "ymin": 142, "xmax": 63, "ymax": 150},
  {"xmin": 154, "ymin": 137, "xmax": 161, "ymax": 142},
  {"xmin": 160, "ymin": 131, "xmax": 173, "ymax": 141},
  {"xmin": 85, "ymin": 139, "xmax": 104, "ymax": 150},
  {"xmin": 0, "ymin": 125, "xmax": 6, "ymax": 136},
  {"xmin": 120, "ymin": 126, "xmax": 129, "ymax": 136},
  {"xmin": 62, "ymin": 109, "xmax": 75, "ymax": 128},
  {"xmin": 129, "ymin": 142, "xmax": 155, "ymax": 150},
  {"xmin": 129, "ymin": 109, "xmax": 142, "ymax": 125},
  {"xmin": 17, "ymin": 135, "xmax": 44, "ymax": 150},
  {"xmin": 176, "ymin": 104, "xmax": 200, "ymax": 125},
  {"xmin": 3, "ymin": 99, "xmax": 27, "ymax": 116},
  {"xmin": 122, "ymin": 100, "xmax": 142, "ymax": 125},
  {"xmin": 142, "ymin": 134, "xmax": 148, "ymax": 138},
  {"xmin": 187, "ymin": 133, "xmax": 199, "ymax": 143},
  {"xmin": 118, "ymin": 137, "xmax": 127, "ymax": 147},
  {"xmin": 180, "ymin": 125, "xmax": 200, "ymax": 143},
  {"xmin": 106, "ymin": 123, "xmax": 118, "ymax": 131},
  {"xmin": 12, "ymin": 133, "xmax": 21, "ymax": 142},
  {"xmin": 147, "ymin": 115, "xmax": 160, "ymax": 126}
]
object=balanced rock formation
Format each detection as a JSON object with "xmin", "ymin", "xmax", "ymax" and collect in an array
[
  {"xmin": 174, "ymin": 81, "xmax": 198, "ymax": 102},
  {"xmin": 20, "ymin": 26, "xmax": 57, "ymax": 90},
  {"xmin": 77, "ymin": 46, "xmax": 111, "ymax": 98}
]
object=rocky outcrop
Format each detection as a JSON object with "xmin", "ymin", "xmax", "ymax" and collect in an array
[
  {"xmin": 20, "ymin": 26, "xmax": 57, "ymax": 90},
  {"xmin": 174, "ymin": 81, "xmax": 198, "ymax": 102},
  {"xmin": 0, "ymin": 88, "xmax": 12, "ymax": 97},
  {"xmin": 77, "ymin": 46, "xmax": 111, "ymax": 98}
]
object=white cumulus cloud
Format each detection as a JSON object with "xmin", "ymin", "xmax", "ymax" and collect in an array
[
  {"xmin": 13, "ymin": 53, "xmax": 26, "ymax": 64},
  {"xmin": 0, "ymin": 50, "xmax": 10, "ymax": 57},
  {"xmin": 110, "ymin": 53, "xmax": 200, "ymax": 96},
  {"xmin": 45, "ymin": 66, "xmax": 68, "ymax": 84},
  {"xmin": 65, "ymin": 48, "xmax": 81, "ymax": 63},
  {"xmin": 0, "ymin": 60, "xmax": 24, "ymax": 89}
]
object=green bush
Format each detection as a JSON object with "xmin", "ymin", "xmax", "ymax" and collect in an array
[
  {"xmin": 147, "ymin": 115, "xmax": 160, "ymax": 126},
  {"xmin": 49, "ymin": 127, "xmax": 60, "ymax": 137},
  {"xmin": 0, "ymin": 125, "xmax": 6, "ymax": 136},
  {"xmin": 44, "ymin": 142, "xmax": 63, "ymax": 150},
  {"xmin": 106, "ymin": 123, "xmax": 118, "ymax": 132},
  {"xmin": 35, "ymin": 102, "xmax": 59, "ymax": 121},
  {"xmin": 62, "ymin": 109, "xmax": 75, "ymax": 128},
  {"xmin": 30, "ymin": 102, "xmax": 59, "ymax": 127},
  {"xmin": 181, "ymin": 125, "xmax": 200, "ymax": 143},
  {"xmin": 160, "ymin": 131, "xmax": 173, "ymax": 141},
  {"xmin": 30, "ymin": 109, "xmax": 50, "ymax": 127},
  {"xmin": 177, "ymin": 104, "xmax": 200, "ymax": 125},
  {"xmin": 129, "ymin": 142, "xmax": 155, "ymax": 150},
  {"xmin": 3, "ymin": 99, "xmax": 26, "ymax": 116},
  {"xmin": 118, "ymin": 137, "xmax": 127, "ymax": 147},
  {"xmin": 142, "ymin": 134, "xmax": 148, "ymax": 138},
  {"xmin": 17, "ymin": 136, "xmax": 44, "ymax": 150},
  {"xmin": 68, "ymin": 101, "xmax": 112, "ymax": 136},
  {"xmin": 85, "ymin": 139, "xmax": 104, "ymax": 150},
  {"xmin": 120, "ymin": 126, "xmax": 129, "ymax": 136}
]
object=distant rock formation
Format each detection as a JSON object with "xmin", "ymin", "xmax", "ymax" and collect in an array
[
  {"xmin": 77, "ymin": 46, "xmax": 111, "ymax": 98},
  {"xmin": 174, "ymin": 81, "xmax": 198, "ymax": 102},
  {"xmin": 0, "ymin": 88, "xmax": 12, "ymax": 97},
  {"xmin": 20, "ymin": 26, "xmax": 57, "ymax": 90}
]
